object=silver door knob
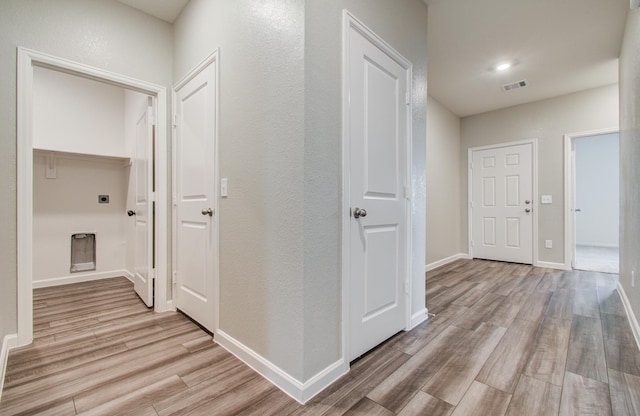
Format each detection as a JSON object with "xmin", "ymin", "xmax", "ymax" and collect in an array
[
  {"xmin": 353, "ymin": 208, "xmax": 367, "ymax": 219},
  {"xmin": 525, "ymin": 208, "xmax": 531, "ymax": 213},
  {"xmin": 575, "ymin": 208, "xmax": 582, "ymax": 212},
  {"xmin": 201, "ymin": 208, "xmax": 213, "ymax": 216}
]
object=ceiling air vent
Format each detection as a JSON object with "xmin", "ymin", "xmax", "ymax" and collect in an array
[{"xmin": 502, "ymin": 80, "xmax": 528, "ymax": 92}]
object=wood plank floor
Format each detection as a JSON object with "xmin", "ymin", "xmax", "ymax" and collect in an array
[{"xmin": 2, "ymin": 260, "xmax": 640, "ymax": 415}]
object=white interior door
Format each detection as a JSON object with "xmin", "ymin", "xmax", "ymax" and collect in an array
[
  {"xmin": 347, "ymin": 21, "xmax": 410, "ymax": 361},
  {"xmin": 174, "ymin": 61, "xmax": 217, "ymax": 333},
  {"xmin": 132, "ymin": 100, "xmax": 154, "ymax": 307},
  {"xmin": 471, "ymin": 143, "xmax": 533, "ymax": 264}
]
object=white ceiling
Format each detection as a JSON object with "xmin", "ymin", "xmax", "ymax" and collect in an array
[
  {"xmin": 427, "ymin": 0, "xmax": 629, "ymax": 116},
  {"xmin": 115, "ymin": 0, "xmax": 629, "ymax": 117},
  {"xmin": 117, "ymin": 0, "xmax": 188, "ymax": 23}
]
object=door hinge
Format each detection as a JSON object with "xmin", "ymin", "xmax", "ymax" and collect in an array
[
  {"xmin": 470, "ymin": 162, "xmax": 473, "ymax": 170},
  {"xmin": 404, "ymin": 280, "xmax": 409, "ymax": 294},
  {"xmin": 151, "ymin": 269, "xmax": 157, "ymax": 280},
  {"xmin": 404, "ymin": 185, "xmax": 410, "ymax": 200},
  {"xmin": 173, "ymin": 114, "xmax": 180, "ymax": 127},
  {"xmin": 405, "ymin": 91, "xmax": 411, "ymax": 105},
  {"xmin": 470, "ymin": 201, "xmax": 474, "ymax": 208},
  {"xmin": 172, "ymin": 271, "xmax": 177, "ymax": 285},
  {"xmin": 471, "ymin": 240, "xmax": 475, "ymax": 247},
  {"xmin": 148, "ymin": 112, "xmax": 156, "ymax": 126}
]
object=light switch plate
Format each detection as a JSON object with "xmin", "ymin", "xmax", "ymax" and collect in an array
[
  {"xmin": 220, "ymin": 178, "xmax": 228, "ymax": 197},
  {"xmin": 545, "ymin": 240, "xmax": 553, "ymax": 249},
  {"xmin": 541, "ymin": 195, "xmax": 552, "ymax": 204}
]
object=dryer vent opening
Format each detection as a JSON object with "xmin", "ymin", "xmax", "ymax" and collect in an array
[{"xmin": 71, "ymin": 233, "xmax": 96, "ymax": 273}]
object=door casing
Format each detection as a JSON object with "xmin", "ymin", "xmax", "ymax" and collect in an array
[
  {"xmin": 341, "ymin": 11, "xmax": 413, "ymax": 368},
  {"xmin": 467, "ymin": 139, "xmax": 539, "ymax": 266},
  {"xmin": 16, "ymin": 47, "xmax": 170, "ymax": 346}
]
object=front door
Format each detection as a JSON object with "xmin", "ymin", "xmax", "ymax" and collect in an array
[
  {"xmin": 346, "ymin": 18, "xmax": 410, "ymax": 361},
  {"xmin": 132, "ymin": 99, "xmax": 154, "ymax": 307},
  {"xmin": 471, "ymin": 142, "xmax": 534, "ymax": 264},
  {"xmin": 174, "ymin": 59, "xmax": 217, "ymax": 333}
]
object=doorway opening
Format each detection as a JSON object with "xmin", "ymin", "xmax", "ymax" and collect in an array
[
  {"xmin": 17, "ymin": 48, "xmax": 169, "ymax": 347},
  {"xmin": 564, "ymin": 129, "xmax": 620, "ymax": 273}
]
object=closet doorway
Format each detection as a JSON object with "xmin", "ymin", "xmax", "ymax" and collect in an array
[{"xmin": 17, "ymin": 48, "xmax": 169, "ymax": 346}]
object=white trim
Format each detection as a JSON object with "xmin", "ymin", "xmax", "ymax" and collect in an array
[
  {"xmin": 172, "ymin": 50, "xmax": 220, "ymax": 331},
  {"xmin": 32, "ymin": 270, "xmax": 134, "ymax": 289},
  {"xmin": 341, "ymin": 9, "xmax": 414, "ymax": 364},
  {"xmin": 215, "ymin": 330, "xmax": 347, "ymax": 404},
  {"xmin": 617, "ymin": 281, "xmax": 640, "ymax": 351},
  {"xmin": 409, "ymin": 308, "xmax": 429, "ymax": 330},
  {"xmin": 563, "ymin": 127, "xmax": 619, "ymax": 270},
  {"xmin": 425, "ymin": 253, "xmax": 472, "ymax": 272},
  {"xmin": 535, "ymin": 261, "xmax": 570, "ymax": 271},
  {"xmin": 17, "ymin": 47, "xmax": 170, "ymax": 346},
  {"xmin": 0, "ymin": 334, "xmax": 18, "ymax": 401},
  {"xmin": 467, "ymin": 139, "xmax": 538, "ymax": 266}
]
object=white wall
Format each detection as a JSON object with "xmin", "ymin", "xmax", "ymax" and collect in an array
[
  {"xmin": 574, "ymin": 133, "xmax": 619, "ymax": 247},
  {"xmin": 426, "ymin": 96, "xmax": 462, "ymax": 265},
  {"xmin": 619, "ymin": 6, "xmax": 640, "ymax": 325},
  {"xmin": 33, "ymin": 154, "xmax": 129, "ymax": 284},
  {"xmin": 33, "ymin": 67, "xmax": 127, "ymax": 157},
  {"xmin": 0, "ymin": 0, "xmax": 172, "ymax": 341},
  {"xmin": 174, "ymin": 0, "xmax": 306, "ymax": 381},
  {"xmin": 174, "ymin": 0, "xmax": 428, "ymax": 388},
  {"xmin": 461, "ymin": 84, "xmax": 619, "ymax": 265}
]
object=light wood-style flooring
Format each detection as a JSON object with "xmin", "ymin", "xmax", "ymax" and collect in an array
[{"xmin": 2, "ymin": 260, "xmax": 640, "ymax": 415}]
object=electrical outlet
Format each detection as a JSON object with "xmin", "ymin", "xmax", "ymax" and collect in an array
[{"xmin": 545, "ymin": 240, "xmax": 553, "ymax": 249}]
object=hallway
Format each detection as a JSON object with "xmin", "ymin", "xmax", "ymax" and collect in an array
[{"xmin": 1, "ymin": 260, "xmax": 639, "ymax": 415}]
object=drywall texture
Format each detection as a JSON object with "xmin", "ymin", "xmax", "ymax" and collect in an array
[
  {"xmin": 426, "ymin": 96, "xmax": 461, "ymax": 264},
  {"xmin": 619, "ymin": 8, "xmax": 640, "ymax": 324},
  {"xmin": 33, "ymin": 67, "xmax": 127, "ymax": 157},
  {"xmin": 574, "ymin": 133, "xmax": 619, "ymax": 247},
  {"xmin": 461, "ymin": 84, "xmax": 619, "ymax": 265},
  {"xmin": 0, "ymin": 0, "xmax": 172, "ymax": 342},
  {"xmin": 305, "ymin": 0, "xmax": 428, "ymax": 379},
  {"xmin": 174, "ymin": 0, "xmax": 428, "ymax": 382},
  {"xmin": 33, "ymin": 155, "xmax": 129, "ymax": 283},
  {"xmin": 173, "ymin": 0, "xmax": 306, "ymax": 380}
]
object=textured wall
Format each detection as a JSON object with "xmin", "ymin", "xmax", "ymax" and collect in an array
[
  {"xmin": 426, "ymin": 96, "xmax": 462, "ymax": 264},
  {"xmin": 0, "ymin": 0, "xmax": 172, "ymax": 343},
  {"xmin": 173, "ymin": 0, "xmax": 306, "ymax": 380},
  {"xmin": 304, "ymin": 0, "xmax": 428, "ymax": 380},
  {"xmin": 33, "ymin": 156, "xmax": 129, "ymax": 282},
  {"xmin": 619, "ymin": 7, "xmax": 640, "ymax": 322},
  {"xmin": 461, "ymin": 85, "xmax": 619, "ymax": 265}
]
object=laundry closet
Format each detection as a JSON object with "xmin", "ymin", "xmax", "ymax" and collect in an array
[{"xmin": 32, "ymin": 66, "xmax": 153, "ymax": 302}]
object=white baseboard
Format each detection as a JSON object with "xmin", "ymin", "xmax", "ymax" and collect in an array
[
  {"xmin": 617, "ymin": 281, "xmax": 640, "ymax": 352},
  {"xmin": 0, "ymin": 333, "xmax": 18, "ymax": 401},
  {"xmin": 408, "ymin": 308, "xmax": 429, "ymax": 330},
  {"xmin": 215, "ymin": 329, "xmax": 347, "ymax": 404},
  {"xmin": 32, "ymin": 269, "xmax": 134, "ymax": 288},
  {"xmin": 535, "ymin": 261, "xmax": 569, "ymax": 270},
  {"xmin": 425, "ymin": 253, "xmax": 471, "ymax": 272}
]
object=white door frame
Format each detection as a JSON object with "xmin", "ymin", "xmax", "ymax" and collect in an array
[
  {"xmin": 341, "ymin": 10, "xmax": 413, "ymax": 368},
  {"xmin": 171, "ymin": 50, "xmax": 220, "ymax": 334},
  {"xmin": 16, "ymin": 47, "xmax": 170, "ymax": 346},
  {"xmin": 563, "ymin": 127, "xmax": 619, "ymax": 270},
  {"xmin": 467, "ymin": 139, "xmax": 539, "ymax": 266}
]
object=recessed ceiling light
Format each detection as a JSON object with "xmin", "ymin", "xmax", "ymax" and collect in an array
[{"xmin": 495, "ymin": 62, "xmax": 512, "ymax": 71}]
